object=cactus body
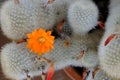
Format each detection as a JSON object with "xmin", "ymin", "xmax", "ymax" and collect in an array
[
  {"xmin": 99, "ymin": 34, "xmax": 120, "ymax": 79},
  {"xmin": 1, "ymin": 0, "xmax": 55, "ymax": 40},
  {"xmin": 1, "ymin": 42, "xmax": 50, "ymax": 80},
  {"xmin": 42, "ymin": 36, "xmax": 98, "ymax": 69},
  {"xmin": 99, "ymin": 5, "xmax": 120, "ymax": 79},
  {"xmin": 68, "ymin": 0, "xmax": 98, "ymax": 35},
  {"xmin": 1, "ymin": 29, "xmax": 102, "ymax": 79}
]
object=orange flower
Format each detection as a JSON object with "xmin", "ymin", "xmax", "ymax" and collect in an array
[{"xmin": 26, "ymin": 28, "xmax": 55, "ymax": 55}]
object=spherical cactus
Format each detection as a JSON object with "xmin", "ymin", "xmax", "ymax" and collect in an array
[
  {"xmin": 1, "ymin": 42, "xmax": 49, "ymax": 80},
  {"xmin": 99, "ymin": 34, "xmax": 120, "ymax": 79},
  {"xmin": 98, "ymin": 4, "xmax": 120, "ymax": 79},
  {"xmin": 1, "ymin": 0, "xmax": 55, "ymax": 40},
  {"xmin": 68, "ymin": 0, "xmax": 99, "ymax": 35}
]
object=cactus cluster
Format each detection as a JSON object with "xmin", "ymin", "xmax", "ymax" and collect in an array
[
  {"xmin": 1, "ymin": 24, "xmax": 102, "ymax": 80},
  {"xmin": 1, "ymin": 0, "xmax": 120, "ymax": 80}
]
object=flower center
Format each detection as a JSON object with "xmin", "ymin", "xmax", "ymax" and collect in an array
[{"xmin": 38, "ymin": 37, "xmax": 46, "ymax": 43}]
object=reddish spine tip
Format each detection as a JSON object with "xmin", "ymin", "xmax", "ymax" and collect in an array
[
  {"xmin": 104, "ymin": 34, "xmax": 116, "ymax": 46},
  {"xmin": 47, "ymin": 64, "xmax": 54, "ymax": 80},
  {"xmin": 17, "ymin": 39, "xmax": 27, "ymax": 44},
  {"xmin": 98, "ymin": 21, "xmax": 105, "ymax": 29},
  {"xmin": 57, "ymin": 20, "xmax": 65, "ymax": 33}
]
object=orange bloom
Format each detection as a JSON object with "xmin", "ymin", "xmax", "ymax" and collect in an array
[{"xmin": 26, "ymin": 28, "xmax": 55, "ymax": 55}]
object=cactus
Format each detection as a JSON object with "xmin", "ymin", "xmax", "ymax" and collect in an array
[
  {"xmin": 1, "ymin": 0, "xmax": 56, "ymax": 40},
  {"xmin": 42, "ymin": 35, "xmax": 99, "ymax": 68},
  {"xmin": 1, "ymin": 28, "xmax": 103, "ymax": 79},
  {"xmin": 1, "ymin": 42, "xmax": 50, "ymax": 80},
  {"xmin": 0, "ymin": 0, "xmax": 108, "ymax": 80},
  {"xmin": 99, "ymin": 34, "xmax": 120, "ymax": 79},
  {"xmin": 0, "ymin": 0, "xmax": 82, "ymax": 41},
  {"xmin": 68, "ymin": 0, "xmax": 98, "ymax": 35},
  {"xmin": 98, "ymin": 5, "xmax": 120, "ymax": 79}
]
